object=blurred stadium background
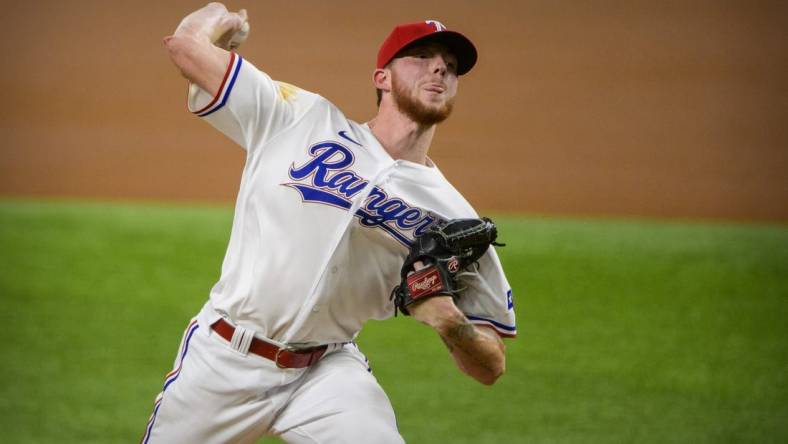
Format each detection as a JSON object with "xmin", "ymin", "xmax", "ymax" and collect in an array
[{"xmin": 1, "ymin": 1, "xmax": 786, "ymax": 443}]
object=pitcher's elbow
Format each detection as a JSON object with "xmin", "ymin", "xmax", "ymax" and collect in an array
[{"xmin": 479, "ymin": 360, "xmax": 506, "ymax": 386}]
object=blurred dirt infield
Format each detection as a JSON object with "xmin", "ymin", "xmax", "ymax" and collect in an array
[{"xmin": 1, "ymin": 0, "xmax": 786, "ymax": 221}]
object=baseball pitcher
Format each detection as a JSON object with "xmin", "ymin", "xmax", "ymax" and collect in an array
[{"xmin": 142, "ymin": 3, "xmax": 517, "ymax": 443}]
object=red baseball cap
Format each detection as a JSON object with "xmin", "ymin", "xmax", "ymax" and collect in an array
[{"xmin": 377, "ymin": 20, "xmax": 478, "ymax": 75}]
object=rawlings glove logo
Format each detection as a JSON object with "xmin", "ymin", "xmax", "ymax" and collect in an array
[
  {"xmin": 412, "ymin": 275, "xmax": 438, "ymax": 291},
  {"xmin": 447, "ymin": 257, "xmax": 459, "ymax": 273},
  {"xmin": 407, "ymin": 268, "xmax": 444, "ymax": 298}
]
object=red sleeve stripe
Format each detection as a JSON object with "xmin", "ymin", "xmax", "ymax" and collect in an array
[{"xmin": 191, "ymin": 52, "xmax": 243, "ymax": 116}]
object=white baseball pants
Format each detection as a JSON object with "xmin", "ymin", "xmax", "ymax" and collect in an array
[{"xmin": 141, "ymin": 310, "xmax": 404, "ymax": 443}]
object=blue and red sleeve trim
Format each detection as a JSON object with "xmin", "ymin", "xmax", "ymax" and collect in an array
[
  {"xmin": 191, "ymin": 52, "xmax": 243, "ymax": 117},
  {"xmin": 466, "ymin": 315, "xmax": 517, "ymax": 338}
]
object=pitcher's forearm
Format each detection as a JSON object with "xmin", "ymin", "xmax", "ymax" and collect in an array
[
  {"xmin": 437, "ymin": 313, "xmax": 505, "ymax": 385},
  {"xmin": 163, "ymin": 3, "xmax": 246, "ymax": 95},
  {"xmin": 411, "ymin": 297, "xmax": 506, "ymax": 385}
]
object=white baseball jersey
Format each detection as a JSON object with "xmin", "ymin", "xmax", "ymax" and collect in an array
[{"xmin": 188, "ymin": 53, "xmax": 517, "ymax": 346}]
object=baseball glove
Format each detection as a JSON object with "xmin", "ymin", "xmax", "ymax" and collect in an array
[{"xmin": 391, "ymin": 217, "xmax": 504, "ymax": 316}]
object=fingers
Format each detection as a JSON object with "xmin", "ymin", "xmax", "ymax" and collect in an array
[
  {"xmin": 206, "ymin": 2, "xmax": 231, "ymax": 14},
  {"xmin": 219, "ymin": 12, "xmax": 244, "ymax": 32},
  {"xmin": 227, "ymin": 11, "xmax": 250, "ymax": 50},
  {"xmin": 405, "ymin": 260, "xmax": 427, "ymax": 277},
  {"xmin": 213, "ymin": 9, "xmax": 249, "ymax": 50}
]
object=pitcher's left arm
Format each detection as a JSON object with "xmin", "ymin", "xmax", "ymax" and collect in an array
[{"xmin": 410, "ymin": 296, "xmax": 505, "ymax": 385}]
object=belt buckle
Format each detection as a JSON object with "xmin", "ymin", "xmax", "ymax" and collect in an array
[{"xmin": 274, "ymin": 346, "xmax": 296, "ymax": 369}]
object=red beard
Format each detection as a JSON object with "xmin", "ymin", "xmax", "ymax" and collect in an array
[{"xmin": 391, "ymin": 74, "xmax": 454, "ymax": 126}]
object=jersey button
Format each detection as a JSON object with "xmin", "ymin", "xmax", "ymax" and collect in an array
[
  {"xmin": 312, "ymin": 305, "xmax": 320, "ymax": 313},
  {"xmin": 331, "ymin": 266, "xmax": 338, "ymax": 274}
]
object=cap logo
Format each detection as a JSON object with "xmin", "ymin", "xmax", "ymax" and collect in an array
[
  {"xmin": 425, "ymin": 20, "xmax": 446, "ymax": 32},
  {"xmin": 377, "ymin": 19, "xmax": 476, "ymax": 74}
]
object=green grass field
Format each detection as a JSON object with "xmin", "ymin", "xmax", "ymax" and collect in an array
[{"xmin": 1, "ymin": 199, "xmax": 786, "ymax": 443}]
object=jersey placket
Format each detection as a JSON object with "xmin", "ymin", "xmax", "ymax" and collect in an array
[{"xmin": 279, "ymin": 161, "xmax": 399, "ymax": 344}]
